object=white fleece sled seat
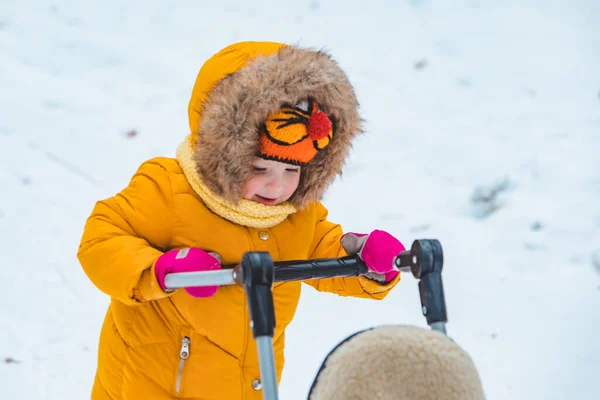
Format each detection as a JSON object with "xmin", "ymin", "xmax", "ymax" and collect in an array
[{"xmin": 308, "ymin": 325, "xmax": 485, "ymax": 400}]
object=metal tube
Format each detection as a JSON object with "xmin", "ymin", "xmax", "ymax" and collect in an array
[
  {"xmin": 394, "ymin": 265, "xmax": 413, "ymax": 274},
  {"xmin": 163, "ymin": 269, "xmax": 236, "ymax": 290},
  {"xmin": 430, "ymin": 322, "xmax": 447, "ymax": 336},
  {"xmin": 256, "ymin": 336, "xmax": 279, "ymax": 400}
]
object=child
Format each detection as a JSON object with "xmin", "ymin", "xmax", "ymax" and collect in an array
[{"xmin": 78, "ymin": 41, "xmax": 405, "ymax": 400}]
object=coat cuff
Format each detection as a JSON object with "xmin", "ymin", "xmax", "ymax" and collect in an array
[
  {"xmin": 358, "ymin": 271, "xmax": 401, "ymax": 295},
  {"xmin": 133, "ymin": 261, "xmax": 176, "ymax": 302}
]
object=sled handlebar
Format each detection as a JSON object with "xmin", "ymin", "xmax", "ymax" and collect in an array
[
  {"xmin": 164, "ymin": 255, "xmax": 369, "ymax": 289},
  {"xmin": 163, "ymin": 239, "xmax": 447, "ymax": 332}
]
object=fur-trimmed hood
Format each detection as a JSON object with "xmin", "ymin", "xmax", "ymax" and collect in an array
[{"xmin": 187, "ymin": 41, "xmax": 362, "ymax": 209}]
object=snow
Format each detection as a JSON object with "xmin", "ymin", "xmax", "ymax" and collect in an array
[{"xmin": 1, "ymin": 0, "xmax": 599, "ymax": 399}]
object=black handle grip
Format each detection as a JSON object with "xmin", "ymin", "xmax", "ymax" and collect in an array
[
  {"xmin": 412, "ymin": 240, "xmax": 447, "ymax": 326},
  {"xmin": 419, "ymin": 272, "xmax": 447, "ymax": 326},
  {"xmin": 239, "ymin": 252, "xmax": 275, "ymax": 338},
  {"xmin": 272, "ymin": 256, "xmax": 368, "ymax": 282}
]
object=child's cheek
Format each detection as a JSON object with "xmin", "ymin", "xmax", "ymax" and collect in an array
[
  {"xmin": 243, "ymin": 176, "xmax": 263, "ymax": 199},
  {"xmin": 283, "ymin": 174, "xmax": 301, "ymax": 199}
]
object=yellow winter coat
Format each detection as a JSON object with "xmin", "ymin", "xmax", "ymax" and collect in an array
[{"xmin": 78, "ymin": 41, "xmax": 400, "ymax": 400}]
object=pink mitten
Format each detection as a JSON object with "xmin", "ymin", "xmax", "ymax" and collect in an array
[
  {"xmin": 154, "ymin": 248, "xmax": 221, "ymax": 298},
  {"xmin": 341, "ymin": 230, "xmax": 405, "ymax": 283}
]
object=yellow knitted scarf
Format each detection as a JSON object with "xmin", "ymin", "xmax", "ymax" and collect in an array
[{"xmin": 176, "ymin": 136, "xmax": 297, "ymax": 229}]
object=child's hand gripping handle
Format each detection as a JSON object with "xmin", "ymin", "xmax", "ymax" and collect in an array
[
  {"xmin": 341, "ymin": 229, "xmax": 406, "ymax": 283},
  {"xmin": 155, "ymin": 248, "xmax": 222, "ymax": 298}
]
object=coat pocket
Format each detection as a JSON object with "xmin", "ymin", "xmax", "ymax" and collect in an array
[{"xmin": 172, "ymin": 331, "xmax": 244, "ymax": 399}]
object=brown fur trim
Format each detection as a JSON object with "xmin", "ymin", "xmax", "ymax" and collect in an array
[{"xmin": 193, "ymin": 45, "xmax": 363, "ymax": 209}]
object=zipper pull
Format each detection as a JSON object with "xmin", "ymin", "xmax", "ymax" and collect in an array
[{"xmin": 180, "ymin": 336, "xmax": 190, "ymax": 360}]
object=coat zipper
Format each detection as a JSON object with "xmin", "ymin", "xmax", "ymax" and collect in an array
[{"xmin": 176, "ymin": 336, "xmax": 190, "ymax": 394}]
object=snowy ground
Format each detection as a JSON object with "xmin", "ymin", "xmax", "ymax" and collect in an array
[{"xmin": 1, "ymin": 0, "xmax": 599, "ymax": 399}]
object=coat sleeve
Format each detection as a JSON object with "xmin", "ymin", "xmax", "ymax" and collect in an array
[
  {"xmin": 302, "ymin": 203, "xmax": 400, "ymax": 300},
  {"xmin": 77, "ymin": 159, "xmax": 176, "ymax": 305}
]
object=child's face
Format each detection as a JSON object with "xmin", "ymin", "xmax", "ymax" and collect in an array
[{"xmin": 243, "ymin": 157, "xmax": 301, "ymax": 205}]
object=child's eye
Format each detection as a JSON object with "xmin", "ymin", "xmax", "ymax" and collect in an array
[
  {"xmin": 253, "ymin": 166, "xmax": 267, "ymax": 173},
  {"xmin": 286, "ymin": 168, "xmax": 300, "ymax": 173}
]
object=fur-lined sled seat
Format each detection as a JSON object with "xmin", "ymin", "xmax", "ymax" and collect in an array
[{"xmin": 308, "ymin": 325, "xmax": 485, "ymax": 400}]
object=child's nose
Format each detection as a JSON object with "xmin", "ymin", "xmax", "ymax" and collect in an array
[{"xmin": 265, "ymin": 177, "xmax": 283, "ymax": 193}]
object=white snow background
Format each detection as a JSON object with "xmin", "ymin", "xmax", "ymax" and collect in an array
[{"xmin": 1, "ymin": 0, "xmax": 599, "ymax": 399}]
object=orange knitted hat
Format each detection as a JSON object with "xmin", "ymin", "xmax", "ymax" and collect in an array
[{"xmin": 259, "ymin": 98, "xmax": 334, "ymax": 165}]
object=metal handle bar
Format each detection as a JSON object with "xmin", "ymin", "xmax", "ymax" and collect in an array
[{"xmin": 164, "ymin": 255, "xmax": 368, "ymax": 289}]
